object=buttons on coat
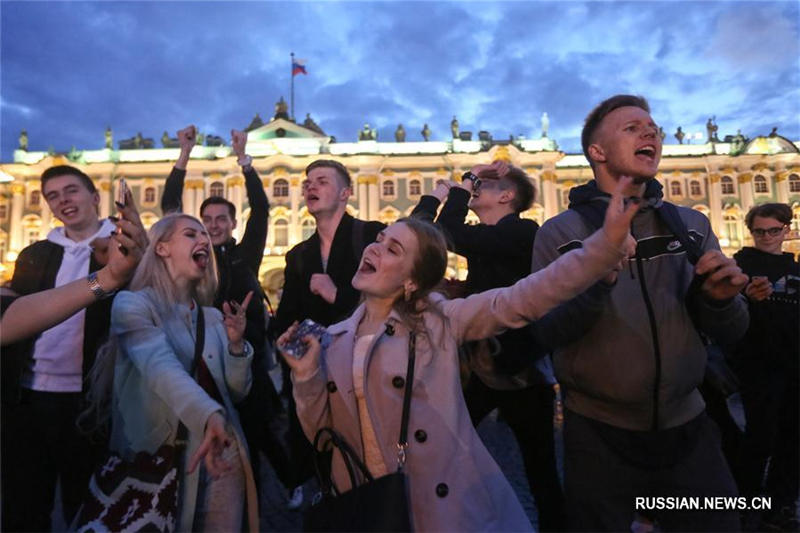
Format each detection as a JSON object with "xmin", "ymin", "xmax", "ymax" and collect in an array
[
  {"xmin": 435, "ymin": 483, "xmax": 449, "ymax": 498},
  {"xmin": 392, "ymin": 376, "xmax": 405, "ymax": 389},
  {"xmin": 326, "ymin": 381, "xmax": 337, "ymax": 393},
  {"xmin": 414, "ymin": 429, "xmax": 427, "ymax": 443}
]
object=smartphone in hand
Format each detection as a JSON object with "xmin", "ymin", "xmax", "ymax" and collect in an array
[{"xmin": 282, "ymin": 319, "xmax": 329, "ymax": 359}]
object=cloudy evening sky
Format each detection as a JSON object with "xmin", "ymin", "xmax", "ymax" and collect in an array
[{"xmin": 1, "ymin": 1, "xmax": 798, "ymax": 162}]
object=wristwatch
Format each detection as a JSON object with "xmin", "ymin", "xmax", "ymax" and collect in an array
[
  {"xmin": 237, "ymin": 154, "xmax": 253, "ymax": 168},
  {"xmin": 87, "ymin": 272, "xmax": 113, "ymax": 300},
  {"xmin": 461, "ymin": 171, "xmax": 479, "ymax": 183},
  {"xmin": 229, "ymin": 341, "xmax": 253, "ymax": 358}
]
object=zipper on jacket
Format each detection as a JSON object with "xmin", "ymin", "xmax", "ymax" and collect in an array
[{"xmin": 631, "ymin": 228, "xmax": 662, "ymax": 431}]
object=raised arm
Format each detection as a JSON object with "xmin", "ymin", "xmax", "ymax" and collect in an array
[
  {"xmin": 161, "ymin": 125, "xmax": 196, "ymax": 214},
  {"xmin": 231, "ymin": 129, "xmax": 269, "ymax": 274},
  {"xmin": 444, "ymin": 177, "xmax": 640, "ymax": 343}
]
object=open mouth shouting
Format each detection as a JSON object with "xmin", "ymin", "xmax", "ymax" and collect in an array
[
  {"xmin": 192, "ymin": 246, "xmax": 210, "ymax": 270},
  {"xmin": 358, "ymin": 255, "xmax": 377, "ymax": 274},
  {"xmin": 634, "ymin": 144, "xmax": 657, "ymax": 162}
]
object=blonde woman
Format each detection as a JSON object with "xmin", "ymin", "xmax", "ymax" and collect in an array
[{"xmin": 91, "ymin": 213, "xmax": 258, "ymax": 531}]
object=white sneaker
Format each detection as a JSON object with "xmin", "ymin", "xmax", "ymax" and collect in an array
[{"xmin": 287, "ymin": 486, "xmax": 304, "ymax": 510}]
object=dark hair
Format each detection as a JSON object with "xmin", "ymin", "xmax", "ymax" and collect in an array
[
  {"xmin": 502, "ymin": 166, "xmax": 536, "ymax": 213},
  {"xmin": 200, "ymin": 196, "xmax": 236, "ymax": 219},
  {"xmin": 305, "ymin": 159, "xmax": 352, "ymax": 188},
  {"xmin": 40, "ymin": 165, "xmax": 96, "ymax": 194},
  {"xmin": 745, "ymin": 203, "xmax": 792, "ymax": 229},
  {"xmin": 581, "ymin": 95, "xmax": 650, "ymax": 163}
]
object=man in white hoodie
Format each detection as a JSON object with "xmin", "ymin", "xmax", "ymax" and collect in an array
[{"xmin": 3, "ymin": 165, "xmax": 117, "ymax": 531}]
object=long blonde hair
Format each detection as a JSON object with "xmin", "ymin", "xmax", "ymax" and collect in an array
[{"xmin": 80, "ymin": 214, "xmax": 218, "ymax": 434}]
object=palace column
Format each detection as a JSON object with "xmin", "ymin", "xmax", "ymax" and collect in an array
[
  {"xmin": 290, "ymin": 177, "xmax": 301, "ymax": 245},
  {"xmin": 541, "ymin": 170, "xmax": 559, "ymax": 220},
  {"xmin": 366, "ymin": 175, "xmax": 379, "ymax": 220},
  {"xmin": 357, "ymin": 176, "xmax": 369, "ymax": 218},
  {"xmin": 708, "ymin": 173, "xmax": 723, "ymax": 236},
  {"xmin": 776, "ymin": 171, "xmax": 789, "ymax": 203},
  {"xmin": 9, "ymin": 181, "xmax": 25, "ymax": 255},
  {"xmin": 98, "ymin": 180, "xmax": 112, "ymax": 219},
  {"xmin": 227, "ymin": 174, "xmax": 244, "ymax": 241},
  {"xmin": 184, "ymin": 178, "xmax": 204, "ymax": 217},
  {"xmin": 738, "ymin": 173, "xmax": 754, "ymax": 213}
]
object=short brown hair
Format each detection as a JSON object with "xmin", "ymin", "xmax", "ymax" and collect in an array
[
  {"xmin": 41, "ymin": 165, "xmax": 96, "ymax": 194},
  {"xmin": 200, "ymin": 196, "xmax": 236, "ymax": 219},
  {"xmin": 305, "ymin": 159, "xmax": 352, "ymax": 188},
  {"xmin": 581, "ymin": 95, "xmax": 650, "ymax": 163},
  {"xmin": 502, "ymin": 166, "xmax": 536, "ymax": 213},
  {"xmin": 745, "ymin": 203, "xmax": 792, "ymax": 229}
]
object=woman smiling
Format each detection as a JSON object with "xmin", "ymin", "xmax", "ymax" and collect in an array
[{"xmin": 280, "ymin": 179, "xmax": 640, "ymax": 531}]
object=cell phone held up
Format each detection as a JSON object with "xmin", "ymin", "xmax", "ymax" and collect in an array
[
  {"xmin": 115, "ymin": 179, "xmax": 129, "ymax": 255},
  {"xmin": 282, "ymin": 319, "xmax": 329, "ymax": 359},
  {"xmin": 116, "ymin": 178, "xmax": 129, "ymax": 207}
]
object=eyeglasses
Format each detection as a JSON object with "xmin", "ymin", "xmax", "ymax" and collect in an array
[{"xmin": 750, "ymin": 226, "xmax": 786, "ymax": 237}]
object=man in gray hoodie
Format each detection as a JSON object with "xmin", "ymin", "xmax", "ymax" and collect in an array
[{"xmin": 532, "ymin": 95, "xmax": 749, "ymax": 532}]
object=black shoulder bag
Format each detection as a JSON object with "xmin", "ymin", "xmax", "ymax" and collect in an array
[{"xmin": 303, "ymin": 333, "xmax": 415, "ymax": 532}]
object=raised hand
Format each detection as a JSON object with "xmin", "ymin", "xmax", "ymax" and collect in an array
[
  {"xmin": 602, "ymin": 176, "xmax": 641, "ymax": 252},
  {"xmin": 175, "ymin": 125, "xmax": 197, "ymax": 169},
  {"xmin": 223, "ymin": 290, "xmax": 254, "ymax": 354},
  {"xmin": 231, "ymin": 129, "xmax": 247, "ymax": 158}
]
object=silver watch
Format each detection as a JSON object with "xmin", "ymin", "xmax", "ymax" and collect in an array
[
  {"xmin": 87, "ymin": 272, "xmax": 111, "ymax": 300},
  {"xmin": 237, "ymin": 154, "xmax": 253, "ymax": 168}
]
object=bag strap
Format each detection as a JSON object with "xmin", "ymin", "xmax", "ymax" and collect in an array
[
  {"xmin": 396, "ymin": 331, "xmax": 415, "ymax": 471},
  {"xmin": 175, "ymin": 307, "xmax": 206, "ymax": 447}
]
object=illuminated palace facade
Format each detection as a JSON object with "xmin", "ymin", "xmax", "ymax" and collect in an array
[{"xmin": 2, "ymin": 110, "xmax": 799, "ymax": 300}]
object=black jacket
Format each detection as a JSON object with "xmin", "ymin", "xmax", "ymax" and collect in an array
[
  {"xmin": 4, "ymin": 241, "xmax": 112, "ymax": 404},
  {"xmin": 732, "ymin": 247, "xmax": 799, "ymax": 372},
  {"xmin": 273, "ymin": 213, "xmax": 384, "ymax": 335},
  {"xmin": 416, "ymin": 188, "xmax": 543, "ymax": 375},
  {"xmin": 161, "ymin": 165, "xmax": 270, "ymax": 357}
]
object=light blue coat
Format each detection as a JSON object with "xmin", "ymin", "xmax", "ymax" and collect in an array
[{"xmin": 109, "ymin": 288, "xmax": 258, "ymax": 531}]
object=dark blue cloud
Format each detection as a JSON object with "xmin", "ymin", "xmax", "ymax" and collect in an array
[{"xmin": 1, "ymin": 1, "xmax": 797, "ymax": 162}]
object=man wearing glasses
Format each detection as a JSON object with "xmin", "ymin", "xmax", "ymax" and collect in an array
[
  {"xmin": 414, "ymin": 161, "xmax": 565, "ymax": 531},
  {"xmin": 733, "ymin": 203, "xmax": 799, "ymax": 532}
]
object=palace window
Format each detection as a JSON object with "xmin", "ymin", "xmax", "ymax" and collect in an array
[
  {"xmin": 301, "ymin": 218, "xmax": 316, "ymax": 240},
  {"xmin": 753, "ymin": 175, "xmax": 768, "ymax": 194},
  {"xmin": 670, "ymin": 181, "xmax": 682, "ymax": 197},
  {"xmin": 721, "ymin": 176, "xmax": 735, "ymax": 195},
  {"xmin": 723, "ymin": 212, "xmax": 743, "ymax": 245},
  {"xmin": 382, "ymin": 180, "xmax": 395, "ymax": 197},
  {"xmin": 143, "ymin": 186, "xmax": 156, "ymax": 204},
  {"xmin": 209, "ymin": 181, "xmax": 225, "ymax": 198},
  {"xmin": 560, "ymin": 188, "xmax": 570, "ymax": 207},
  {"xmin": 789, "ymin": 174, "xmax": 800, "ymax": 193},
  {"xmin": 0, "ymin": 203, "xmax": 7, "ymax": 220},
  {"xmin": 273, "ymin": 218, "xmax": 289, "ymax": 246},
  {"xmin": 690, "ymin": 180, "xmax": 702, "ymax": 197},
  {"xmin": 273, "ymin": 179, "xmax": 289, "ymax": 198},
  {"xmin": 0, "ymin": 238, "xmax": 6, "ymax": 264},
  {"xmin": 408, "ymin": 179, "xmax": 422, "ymax": 197},
  {"xmin": 29, "ymin": 190, "xmax": 41, "ymax": 207}
]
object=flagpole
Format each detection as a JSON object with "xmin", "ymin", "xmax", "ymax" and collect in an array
[{"xmin": 290, "ymin": 51, "xmax": 295, "ymax": 122}]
